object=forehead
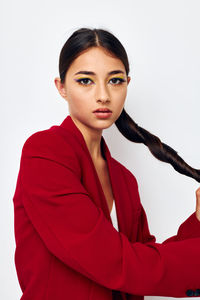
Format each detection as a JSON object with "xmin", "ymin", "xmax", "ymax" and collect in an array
[{"xmin": 68, "ymin": 47, "xmax": 125, "ymax": 73}]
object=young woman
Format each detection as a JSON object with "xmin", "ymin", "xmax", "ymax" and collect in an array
[{"xmin": 13, "ymin": 27, "xmax": 200, "ymax": 300}]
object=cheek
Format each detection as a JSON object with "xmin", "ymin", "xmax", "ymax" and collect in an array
[
  {"xmin": 114, "ymin": 89, "xmax": 127, "ymax": 104},
  {"xmin": 68, "ymin": 90, "xmax": 88, "ymax": 111}
]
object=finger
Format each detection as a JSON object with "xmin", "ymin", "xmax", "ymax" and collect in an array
[
  {"xmin": 195, "ymin": 187, "xmax": 200, "ymax": 221},
  {"xmin": 196, "ymin": 187, "xmax": 200, "ymax": 208}
]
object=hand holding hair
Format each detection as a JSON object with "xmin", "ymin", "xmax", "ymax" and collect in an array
[{"xmin": 196, "ymin": 187, "xmax": 200, "ymax": 221}]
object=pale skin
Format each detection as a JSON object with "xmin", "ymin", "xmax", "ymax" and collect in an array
[{"xmin": 54, "ymin": 46, "xmax": 200, "ymax": 221}]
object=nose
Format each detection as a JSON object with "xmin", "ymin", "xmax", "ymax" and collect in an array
[{"xmin": 95, "ymin": 81, "xmax": 110, "ymax": 103}]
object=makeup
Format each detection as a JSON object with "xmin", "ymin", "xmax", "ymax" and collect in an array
[{"xmin": 74, "ymin": 76, "xmax": 126, "ymax": 86}]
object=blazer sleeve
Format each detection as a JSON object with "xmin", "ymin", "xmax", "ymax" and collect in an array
[{"xmin": 18, "ymin": 131, "xmax": 200, "ymax": 298}]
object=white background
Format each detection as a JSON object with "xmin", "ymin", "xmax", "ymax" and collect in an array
[{"xmin": 1, "ymin": 0, "xmax": 200, "ymax": 299}]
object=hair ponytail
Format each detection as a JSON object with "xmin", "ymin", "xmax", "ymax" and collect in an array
[{"xmin": 115, "ymin": 108, "xmax": 200, "ymax": 183}]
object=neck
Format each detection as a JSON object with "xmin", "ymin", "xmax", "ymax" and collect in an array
[{"xmin": 70, "ymin": 115, "xmax": 104, "ymax": 161}]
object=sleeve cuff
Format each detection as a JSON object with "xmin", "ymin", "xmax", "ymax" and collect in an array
[{"xmin": 177, "ymin": 212, "xmax": 200, "ymax": 240}]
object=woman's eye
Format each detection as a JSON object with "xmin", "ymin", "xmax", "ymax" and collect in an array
[
  {"xmin": 75, "ymin": 77, "xmax": 126, "ymax": 86},
  {"xmin": 109, "ymin": 78, "xmax": 126, "ymax": 85},
  {"xmin": 76, "ymin": 78, "xmax": 93, "ymax": 86}
]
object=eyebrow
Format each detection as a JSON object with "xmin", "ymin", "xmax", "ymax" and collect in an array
[{"xmin": 74, "ymin": 70, "xmax": 125, "ymax": 76}]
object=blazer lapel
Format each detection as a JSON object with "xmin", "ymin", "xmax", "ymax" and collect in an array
[{"xmin": 58, "ymin": 114, "xmax": 130, "ymax": 235}]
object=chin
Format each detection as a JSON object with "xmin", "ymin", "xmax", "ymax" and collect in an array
[{"xmin": 97, "ymin": 121, "xmax": 114, "ymax": 130}]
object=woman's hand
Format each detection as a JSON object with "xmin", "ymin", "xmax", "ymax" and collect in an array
[{"xmin": 195, "ymin": 187, "xmax": 200, "ymax": 221}]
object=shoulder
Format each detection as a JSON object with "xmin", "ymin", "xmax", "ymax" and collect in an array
[
  {"xmin": 22, "ymin": 125, "xmax": 74, "ymax": 153},
  {"xmin": 21, "ymin": 126, "xmax": 81, "ymax": 173}
]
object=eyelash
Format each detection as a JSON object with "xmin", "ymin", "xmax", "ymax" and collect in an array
[{"xmin": 75, "ymin": 77, "xmax": 126, "ymax": 86}]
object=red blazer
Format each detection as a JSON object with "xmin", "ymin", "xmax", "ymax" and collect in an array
[{"xmin": 13, "ymin": 114, "xmax": 200, "ymax": 300}]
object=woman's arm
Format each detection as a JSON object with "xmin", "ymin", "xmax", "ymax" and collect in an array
[{"xmin": 15, "ymin": 131, "xmax": 200, "ymax": 298}]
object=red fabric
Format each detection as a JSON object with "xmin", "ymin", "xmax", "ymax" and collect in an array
[{"xmin": 13, "ymin": 114, "xmax": 200, "ymax": 300}]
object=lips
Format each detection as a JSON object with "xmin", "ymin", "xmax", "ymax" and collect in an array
[{"xmin": 93, "ymin": 108, "xmax": 112, "ymax": 112}]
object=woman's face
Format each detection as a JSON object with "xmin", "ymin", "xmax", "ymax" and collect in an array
[{"xmin": 55, "ymin": 46, "xmax": 131, "ymax": 134}]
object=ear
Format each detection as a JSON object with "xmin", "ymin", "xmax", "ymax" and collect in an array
[
  {"xmin": 127, "ymin": 76, "xmax": 131, "ymax": 85},
  {"xmin": 54, "ymin": 77, "xmax": 68, "ymax": 99}
]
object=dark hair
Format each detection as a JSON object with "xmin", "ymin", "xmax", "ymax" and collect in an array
[{"xmin": 58, "ymin": 27, "xmax": 200, "ymax": 183}]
